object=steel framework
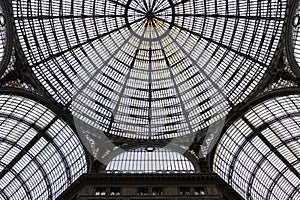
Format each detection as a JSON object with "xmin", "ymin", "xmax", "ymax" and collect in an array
[{"xmin": 0, "ymin": 0, "xmax": 299, "ymax": 199}]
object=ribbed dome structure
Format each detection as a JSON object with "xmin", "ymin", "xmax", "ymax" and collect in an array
[
  {"xmin": 213, "ymin": 89, "xmax": 300, "ymax": 200},
  {"xmin": 12, "ymin": 0, "xmax": 286, "ymax": 139},
  {"xmin": 0, "ymin": 0, "xmax": 299, "ymax": 199},
  {"xmin": 0, "ymin": 89, "xmax": 87, "ymax": 200}
]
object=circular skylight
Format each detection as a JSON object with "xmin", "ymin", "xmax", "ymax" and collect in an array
[
  {"xmin": 0, "ymin": 89, "xmax": 87, "ymax": 200},
  {"xmin": 12, "ymin": 0, "xmax": 286, "ymax": 139},
  {"xmin": 213, "ymin": 89, "xmax": 300, "ymax": 200},
  {"xmin": 125, "ymin": 0, "xmax": 174, "ymax": 40}
]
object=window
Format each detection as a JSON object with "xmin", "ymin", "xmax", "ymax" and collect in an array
[
  {"xmin": 138, "ymin": 187, "xmax": 148, "ymax": 196},
  {"xmin": 195, "ymin": 187, "xmax": 206, "ymax": 196},
  {"xmin": 95, "ymin": 188, "xmax": 106, "ymax": 196},
  {"xmin": 110, "ymin": 187, "xmax": 121, "ymax": 196},
  {"xmin": 0, "ymin": 92, "xmax": 87, "ymax": 199},
  {"xmin": 213, "ymin": 91, "xmax": 300, "ymax": 199},
  {"xmin": 179, "ymin": 187, "xmax": 191, "ymax": 195},
  {"xmin": 106, "ymin": 147, "xmax": 195, "ymax": 173},
  {"xmin": 152, "ymin": 187, "xmax": 163, "ymax": 196}
]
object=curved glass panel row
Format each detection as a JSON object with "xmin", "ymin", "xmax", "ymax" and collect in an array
[
  {"xmin": 0, "ymin": 92, "xmax": 87, "ymax": 200},
  {"xmin": 288, "ymin": 0, "xmax": 300, "ymax": 75},
  {"xmin": 12, "ymin": 0, "xmax": 286, "ymax": 139},
  {"xmin": 106, "ymin": 147, "xmax": 195, "ymax": 173},
  {"xmin": 213, "ymin": 91, "xmax": 300, "ymax": 200},
  {"xmin": 0, "ymin": 0, "xmax": 10, "ymax": 75},
  {"xmin": 0, "ymin": 3, "xmax": 5, "ymax": 64}
]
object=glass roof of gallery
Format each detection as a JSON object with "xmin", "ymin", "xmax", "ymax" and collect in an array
[
  {"xmin": 0, "ymin": 89, "xmax": 87, "ymax": 200},
  {"xmin": 0, "ymin": 0, "xmax": 12, "ymax": 76},
  {"xmin": 287, "ymin": 0, "xmax": 300, "ymax": 77},
  {"xmin": 213, "ymin": 89, "xmax": 300, "ymax": 200},
  {"xmin": 106, "ymin": 147, "xmax": 196, "ymax": 174},
  {"xmin": 12, "ymin": 0, "xmax": 287, "ymax": 139},
  {"xmin": 2, "ymin": 0, "xmax": 300, "ymax": 199}
]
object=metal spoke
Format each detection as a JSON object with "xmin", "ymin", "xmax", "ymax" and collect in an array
[
  {"xmin": 155, "ymin": 16, "xmax": 268, "ymax": 68},
  {"xmin": 15, "ymin": 14, "xmax": 126, "ymax": 20},
  {"xmin": 32, "ymin": 17, "xmax": 144, "ymax": 68},
  {"xmin": 154, "ymin": 0, "xmax": 189, "ymax": 14}
]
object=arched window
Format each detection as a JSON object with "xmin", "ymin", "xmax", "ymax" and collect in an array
[
  {"xmin": 0, "ymin": 89, "xmax": 87, "ymax": 200},
  {"xmin": 106, "ymin": 147, "xmax": 195, "ymax": 173},
  {"xmin": 213, "ymin": 89, "xmax": 300, "ymax": 200}
]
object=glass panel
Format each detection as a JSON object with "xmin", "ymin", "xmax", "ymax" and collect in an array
[
  {"xmin": 0, "ymin": 3, "xmax": 6, "ymax": 65},
  {"xmin": 12, "ymin": 0, "xmax": 286, "ymax": 139},
  {"xmin": 106, "ymin": 147, "xmax": 195, "ymax": 173},
  {"xmin": 0, "ymin": 94, "xmax": 87, "ymax": 199},
  {"xmin": 214, "ymin": 93, "xmax": 300, "ymax": 199},
  {"xmin": 291, "ymin": 2, "xmax": 300, "ymax": 72}
]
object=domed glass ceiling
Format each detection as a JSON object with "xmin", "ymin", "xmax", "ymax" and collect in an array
[
  {"xmin": 213, "ymin": 90, "xmax": 300, "ymax": 200},
  {"xmin": 12, "ymin": 0, "xmax": 286, "ymax": 139},
  {"xmin": 0, "ymin": 90, "xmax": 87, "ymax": 200}
]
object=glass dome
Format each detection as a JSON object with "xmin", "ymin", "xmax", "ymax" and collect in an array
[
  {"xmin": 213, "ymin": 89, "xmax": 300, "ymax": 200},
  {"xmin": 0, "ymin": 89, "xmax": 87, "ymax": 200},
  {"xmin": 12, "ymin": 0, "xmax": 286, "ymax": 139}
]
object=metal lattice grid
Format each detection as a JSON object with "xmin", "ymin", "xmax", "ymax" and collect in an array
[
  {"xmin": 106, "ymin": 147, "xmax": 196, "ymax": 174},
  {"xmin": 0, "ymin": 89, "xmax": 87, "ymax": 200},
  {"xmin": 286, "ymin": 0, "xmax": 300, "ymax": 76},
  {"xmin": 0, "ymin": 0, "xmax": 12, "ymax": 76},
  {"xmin": 213, "ymin": 89, "xmax": 300, "ymax": 200},
  {"xmin": 0, "ymin": 4, "xmax": 5, "ymax": 63},
  {"xmin": 13, "ymin": 0, "xmax": 286, "ymax": 139}
]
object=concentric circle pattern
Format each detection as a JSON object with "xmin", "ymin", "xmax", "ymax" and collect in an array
[
  {"xmin": 213, "ymin": 91, "xmax": 300, "ymax": 200},
  {"xmin": 0, "ymin": 91, "xmax": 87, "ymax": 200},
  {"xmin": 12, "ymin": 0, "xmax": 286, "ymax": 139}
]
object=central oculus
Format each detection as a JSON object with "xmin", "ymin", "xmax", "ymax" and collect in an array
[
  {"xmin": 125, "ymin": 0, "xmax": 175, "ymax": 41},
  {"xmin": 145, "ymin": 11, "xmax": 155, "ymax": 21}
]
